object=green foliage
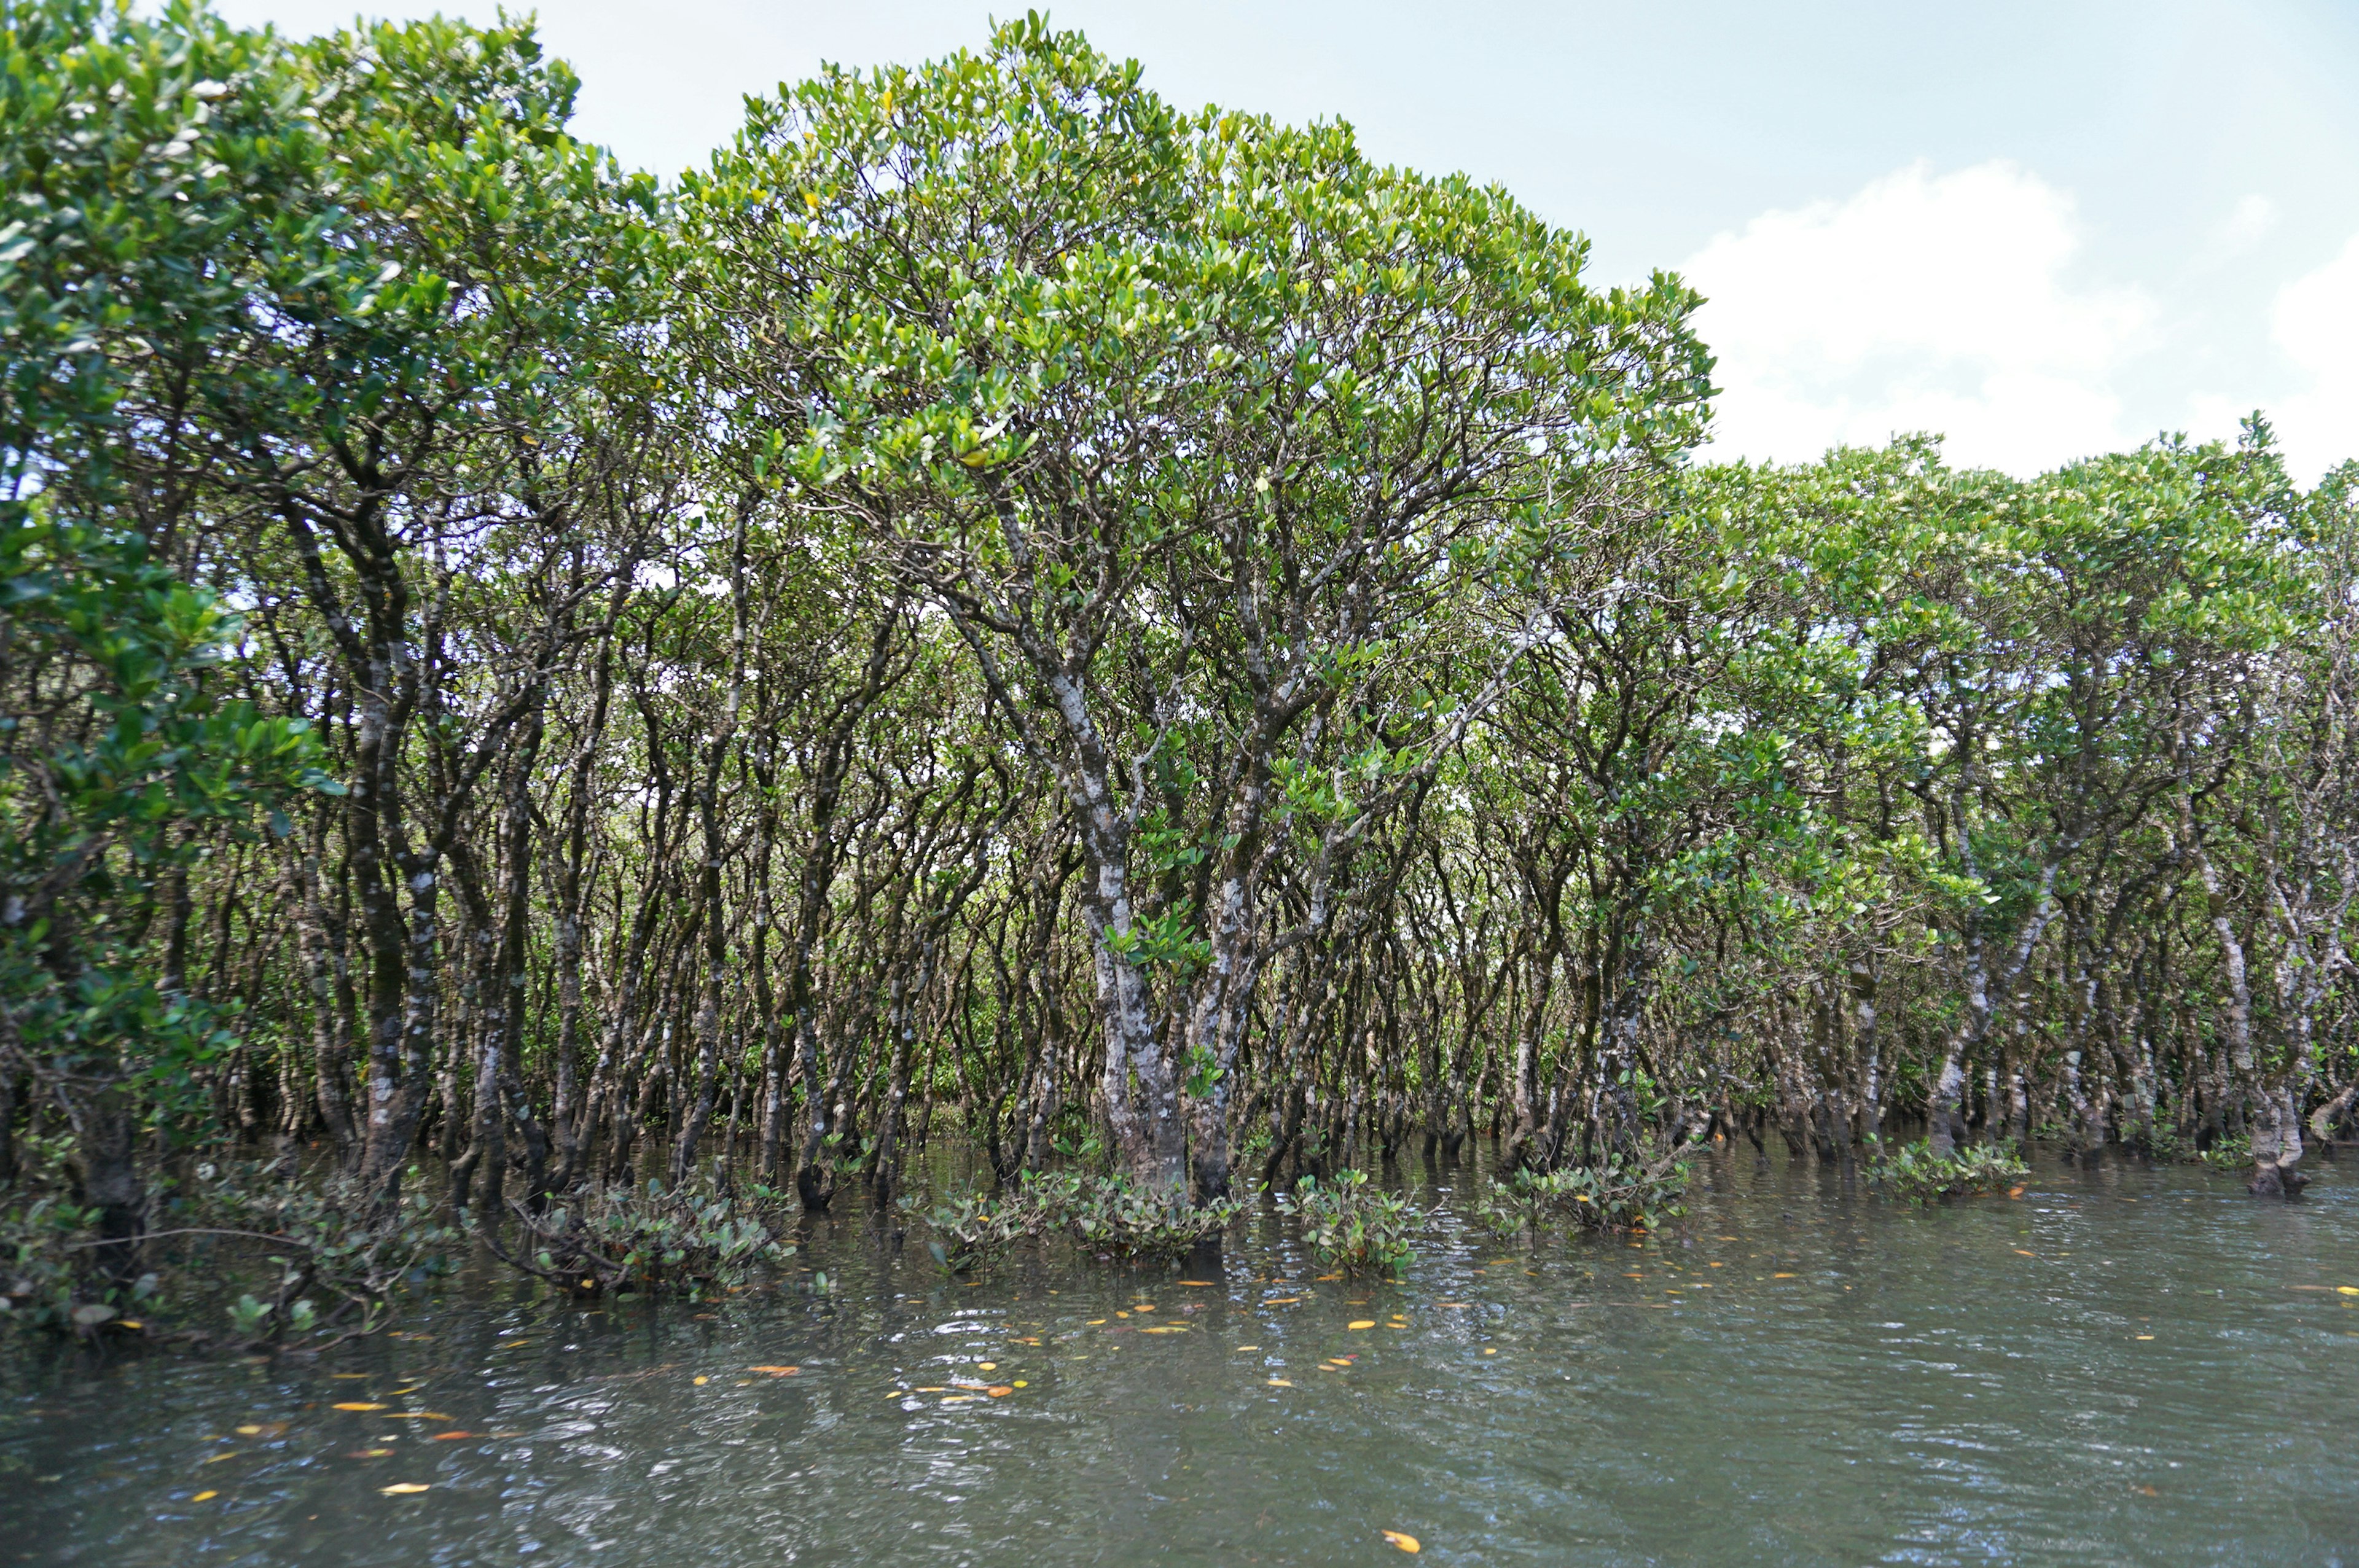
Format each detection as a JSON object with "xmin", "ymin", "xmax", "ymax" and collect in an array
[
  {"xmin": 911, "ymin": 1169, "xmax": 1245, "ymax": 1268},
  {"xmin": 2197, "ymin": 1134, "xmax": 2255, "ymax": 1174},
  {"xmin": 1284, "ymin": 1168, "xmax": 1413, "ymax": 1276},
  {"xmin": 909, "ymin": 1185, "xmax": 1035, "ymax": 1273},
  {"xmin": 1471, "ymin": 1152, "xmax": 1691, "ymax": 1236},
  {"xmin": 1866, "ymin": 1139, "xmax": 2029, "ymax": 1202},
  {"xmin": 498, "ymin": 1179, "xmax": 794, "ymax": 1300},
  {"xmin": 1, "ymin": 516, "xmax": 334, "ymax": 1098}
]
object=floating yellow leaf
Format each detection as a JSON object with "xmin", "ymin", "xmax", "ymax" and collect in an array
[
  {"xmin": 2339, "ymin": 1286, "xmax": 2359, "ymax": 1296},
  {"xmin": 431, "ymin": 1431, "xmax": 476, "ymax": 1441},
  {"xmin": 2006, "ymin": 1185, "xmax": 2027, "ymax": 1198},
  {"xmin": 1180, "ymin": 1281, "xmax": 1216, "ymax": 1287},
  {"xmin": 1086, "ymin": 1319, "xmax": 1106, "ymax": 1325},
  {"xmin": 1772, "ymin": 1273, "xmax": 1798, "ymax": 1279},
  {"xmin": 1011, "ymin": 1381, "xmax": 1027, "ymax": 1388},
  {"xmin": 192, "ymin": 1491, "xmax": 217, "ymax": 1502},
  {"xmin": 977, "ymin": 1363, "xmax": 996, "ymax": 1371},
  {"xmin": 1267, "ymin": 1378, "xmax": 1293, "ymax": 1387},
  {"xmin": 1264, "ymin": 1298, "xmax": 1300, "ymax": 1306},
  {"xmin": 1382, "ymin": 1529, "xmax": 1421, "ymax": 1553},
  {"xmin": 206, "ymin": 1451, "xmax": 240, "ymax": 1463},
  {"xmin": 748, "ymin": 1366, "xmax": 799, "ymax": 1376},
  {"xmin": 1141, "ymin": 1325, "xmax": 1187, "ymax": 1333},
  {"xmin": 2013, "ymin": 1250, "xmax": 2036, "ymax": 1258},
  {"xmin": 235, "ymin": 1426, "xmax": 262, "ymax": 1437},
  {"xmin": 331, "ymin": 1373, "xmax": 370, "ymax": 1380},
  {"xmin": 693, "ymin": 1376, "xmax": 710, "ymax": 1386},
  {"xmin": 985, "ymin": 1386, "xmax": 1013, "ymax": 1397},
  {"xmin": 2135, "ymin": 1335, "xmax": 2154, "ymax": 1341},
  {"xmin": 381, "ymin": 1413, "xmax": 452, "ymax": 1421},
  {"xmin": 1347, "ymin": 1320, "xmax": 1375, "ymax": 1330},
  {"xmin": 1234, "ymin": 1345, "xmax": 1260, "ymax": 1352},
  {"xmin": 1482, "ymin": 1348, "xmax": 1496, "ymax": 1355},
  {"xmin": 380, "ymin": 1483, "xmax": 430, "ymax": 1496},
  {"xmin": 334, "ymin": 1403, "xmax": 385, "ymax": 1412}
]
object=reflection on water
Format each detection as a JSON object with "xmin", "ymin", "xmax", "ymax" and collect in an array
[{"xmin": 6, "ymin": 1149, "xmax": 2358, "ymax": 1566}]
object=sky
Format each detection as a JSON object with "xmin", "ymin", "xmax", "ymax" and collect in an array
[{"xmin": 215, "ymin": 0, "xmax": 2359, "ymax": 481}]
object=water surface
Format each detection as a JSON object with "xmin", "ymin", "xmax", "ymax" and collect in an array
[{"xmin": 6, "ymin": 1150, "xmax": 2357, "ymax": 1566}]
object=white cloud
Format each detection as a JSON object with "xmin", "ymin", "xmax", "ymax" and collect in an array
[
  {"xmin": 2266, "ymin": 232, "xmax": 2359, "ymax": 480},
  {"xmin": 1681, "ymin": 160, "xmax": 2156, "ymax": 474},
  {"xmin": 2220, "ymin": 193, "xmax": 2279, "ymax": 254}
]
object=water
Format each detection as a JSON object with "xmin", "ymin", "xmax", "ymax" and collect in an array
[{"xmin": 6, "ymin": 1149, "xmax": 2358, "ymax": 1566}]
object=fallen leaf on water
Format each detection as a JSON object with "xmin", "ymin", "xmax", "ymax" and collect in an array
[
  {"xmin": 1347, "ymin": 1320, "xmax": 1375, "ymax": 1330},
  {"xmin": 2013, "ymin": 1250, "xmax": 2036, "ymax": 1258},
  {"xmin": 1772, "ymin": 1273, "xmax": 1797, "ymax": 1279},
  {"xmin": 1264, "ymin": 1298, "xmax": 1301, "ymax": 1306},
  {"xmin": 915, "ymin": 1386, "xmax": 949, "ymax": 1392},
  {"xmin": 431, "ymin": 1432, "xmax": 476, "ymax": 1441},
  {"xmin": 2340, "ymin": 1287, "xmax": 2359, "ymax": 1296},
  {"xmin": 233, "ymin": 1424, "xmax": 286, "ymax": 1438},
  {"xmin": 2006, "ymin": 1185, "xmax": 2027, "ymax": 1198},
  {"xmin": 381, "ymin": 1413, "xmax": 452, "ymax": 1422},
  {"xmin": 2136, "ymin": 1335, "xmax": 2154, "ymax": 1341},
  {"xmin": 205, "ymin": 1451, "xmax": 240, "ymax": 1463},
  {"xmin": 498, "ymin": 1340, "xmax": 528, "ymax": 1348},
  {"xmin": 380, "ymin": 1483, "xmax": 430, "ymax": 1496},
  {"xmin": 748, "ymin": 1366, "xmax": 799, "ymax": 1376},
  {"xmin": 347, "ymin": 1449, "xmax": 394, "ymax": 1459},
  {"xmin": 2134, "ymin": 1484, "xmax": 2159, "ymax": 1497},
  {"xmin": 331, "ymin": 1374, "xmax": 370, "ymax": 1381},
  {"xmin": 1316, "ymin": 1274, "xmax": 1343, "ymax": 1282},
  {"xmin": 977, "ymin": 1363, "xmax": 996, "ymax": 1371},
  {"xmin": 1235, "ymin": 1345, "xmax": 1260, "ymax": 1352},
  {"xmin": 192, "ymin": 1491, "xmax": 217, "ymax": 1502},
  {"xmin": 1180, "ymin": 1281, "xmax": 1216, "ymax": 1287},
  {"xmin": 1383, "ymin": 1529, "xmax": 1421, "ymax": 1553},
  {"xmin": 334, "ymin": 1403, "xmax": 385, "ymax": 1412},
  {"xmin": 985, "ymin": 1386, "xmax": 1014, "ymax": 1397},
  {"xmin": 693, "ymin": 1376, "xmax": 709, "ymax": 1386},
  {"xmin": 1267, "ymin": 1378, "xmax": 1293, "ymax": 1387},
  {"xmin": 1142, "ymin": 1325, "xmax": 1187, "ymax": 1334},
  {"xmin": 1086, "ymin": 1319, "xmax": 1106, "ymax": 1325},
  {"xmin": 1482, "ymin": 1348, "xmax": 1496, "ymax": 1355}
]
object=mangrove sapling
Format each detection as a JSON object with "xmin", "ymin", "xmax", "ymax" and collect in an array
[
  {"xmin": 1284, "ymin": 1169, "xmax": 1415, "ymax": 1276},
  {"xmin": 1023, "ymin": 1171, "xmax": 1246, "ymax": 1262},
  {"xmin": 1468, "ymin": 1149, "xmax": 1693, "ymax": 1236},
  {"xmin": 1865, "ymin": 1139, "xmax": 2030, "ymax": 1201},
  {"xmin": 907, "ymin": 1187, "xmax": 1036, "ymax": 1274},
  {"xmin": 488, "ymin": 1178, "xmax": 795, "ymax": 1300}
]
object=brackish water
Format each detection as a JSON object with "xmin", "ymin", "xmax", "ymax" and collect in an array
[{"xmin": 6, "ymin": 1149, "xmax": 2358, "ymax": 1566}]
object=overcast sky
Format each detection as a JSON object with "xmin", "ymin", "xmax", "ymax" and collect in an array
[{"xmin": 216, "ymin": 0, "xmax": 2359, "ymax": 481}]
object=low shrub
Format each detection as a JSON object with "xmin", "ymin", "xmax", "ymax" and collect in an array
[
  {"xmin": 2196, "ymin": 1133, "xmax": 2254, "ymax": 1174},
  {"xmin": 2, "ymin": 1159, "xmax": 463, "ymax": 1341},
  {"xmin": 1469, "ymin": 1149, "xmax": 1691, "ymax": 1236},
  {"xmin": 1866, "ymin": 1138, "xmax": 2028, "ymax": 1201},
  {"xmin": 911, "ymin": 1187, "xmax": 1036, "ymax": 1272},
  {"xmin": 908, "ymin": 1169, "xmax": 1245, "ymax": 1270},
  {"xmin": 489, "ymin": 1178, "xmax": 794, "ymax": 1299},
  {"xmin": 1284, "ymin": 1168, "xmax": 1413, "ymax": 1276}
]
